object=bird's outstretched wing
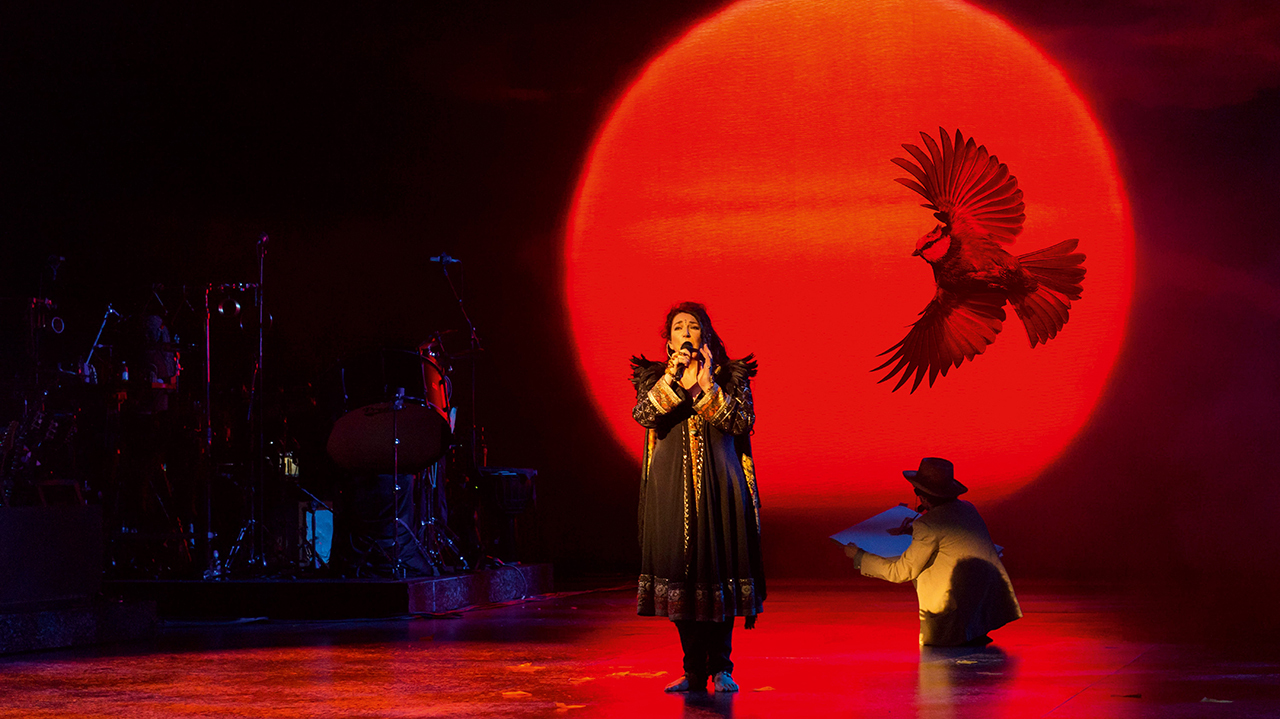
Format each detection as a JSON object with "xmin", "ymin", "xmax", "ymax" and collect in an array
[
  {"xmin": 873, "ymin": 290, "xmax": 1008, "ymax": 393},
  {"xmin": 892, "ymin": 128, "xmax": 1026, "ymax": 244}
]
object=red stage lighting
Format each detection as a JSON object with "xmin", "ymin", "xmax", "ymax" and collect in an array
[{"xmin": 565, "ymin": 0, "xmax": 1134, "ymax": 510}]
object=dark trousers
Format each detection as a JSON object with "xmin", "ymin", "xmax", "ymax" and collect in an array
[{"xmin": 675, "ymin": 619, "xmax": 734, "ymax": 680}]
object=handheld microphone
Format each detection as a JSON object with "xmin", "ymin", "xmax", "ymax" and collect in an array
[{"xmin": 674, "ymin": 341, "xmax": 695, "ymax": 376}]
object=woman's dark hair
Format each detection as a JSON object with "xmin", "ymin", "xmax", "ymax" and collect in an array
[{"xmin": 661, "ymin": 301, "xmax": 729, "ymax": 367}]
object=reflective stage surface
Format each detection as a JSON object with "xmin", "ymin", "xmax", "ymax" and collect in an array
[{"xmin": 2, "ymin": 580, "xmax": 1278, "ymax": 718}]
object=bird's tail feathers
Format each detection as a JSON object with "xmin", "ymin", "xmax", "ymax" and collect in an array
[{"xmin": 1013, "ymin": 239, "xmax": 1086, "ymax": 348}]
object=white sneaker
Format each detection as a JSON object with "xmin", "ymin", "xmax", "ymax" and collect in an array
[{"xmin": 712, "ymin": 672, "xmax": 739, "ymax": 692}]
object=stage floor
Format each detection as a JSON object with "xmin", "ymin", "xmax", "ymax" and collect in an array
[{"xmin": 1, "ymin": 579, "xmax": 1277, "ymax": 718}]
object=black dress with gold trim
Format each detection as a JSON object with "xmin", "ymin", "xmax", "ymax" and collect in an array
[{"xmin": 630, "ymin": 356, "xmax": 765, "ymax": 623}]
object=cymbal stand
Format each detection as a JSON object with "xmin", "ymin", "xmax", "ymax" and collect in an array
[
  {"xmin": 244, "ymin": 233, "xmax": 269, "ymax": 573},
  {"xmin": 202, "ymin": 236, "xmax": 268, "ymax": 578},
  {"xmin": 417, "ymin": 459, "xmax": 469, "ymax": 571},
  {"xmin": 202, "ymin": 281, "xmax": 257, "ymax": 576},
  {"xmin": 202, "ymin": 283, "xmax": 216, "ymax": 576},
  {"xmin": 389, "ymin": 387, "xmax": 437, "ymax": 577},
  {"xmin": 391, "ymin": 387, "xmax": 403, "ymax": 578},
  {"xmin": 227, "ymin": 235, "xmax": 270, "ymax": 574}
]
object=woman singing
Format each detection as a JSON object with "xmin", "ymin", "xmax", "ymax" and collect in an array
[{"xmin": 630, "ymin": 301, "xmax": 765, "ymax": 693}]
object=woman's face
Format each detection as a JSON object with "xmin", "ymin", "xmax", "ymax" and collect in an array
[{"xmin": 668, "ymin": 312, "xmax": 703, "ymax": 352}]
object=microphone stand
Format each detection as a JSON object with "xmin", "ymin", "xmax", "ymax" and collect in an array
[
  {"xmin": 433, "ymin": 254, "xmax": 483, "ymax": 471},
  {"xmin": 82, "ymin": 304, "xmax": 120, "ymax": 382}
]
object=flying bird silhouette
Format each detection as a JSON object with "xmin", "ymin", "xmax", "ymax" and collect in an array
[{"xmin": 874, "ymin": 128, "xmax": 1086, "ymax": 392}]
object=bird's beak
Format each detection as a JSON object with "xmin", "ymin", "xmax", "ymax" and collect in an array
[{"xmin": 911, "ymin": 248, "xmax": 922, "ymax": 257}]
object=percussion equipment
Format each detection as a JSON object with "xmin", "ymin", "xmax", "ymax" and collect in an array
[{"xmin": 325, "ymin": 350, "xmax": 452, "ymax": 473}]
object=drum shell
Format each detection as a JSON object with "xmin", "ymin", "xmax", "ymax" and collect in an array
[{"xmin": 323, "ymin": 349, "xmax": 452, "ymax": 473}]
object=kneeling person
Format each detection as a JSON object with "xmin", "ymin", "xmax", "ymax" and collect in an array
[{"xmin": 845, "ymin": 457, "xmax": 1021, "ymax": 647}]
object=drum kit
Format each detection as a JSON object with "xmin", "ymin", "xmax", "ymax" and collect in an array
[
  {"xmin": 321, "ymin": 346, "xmax": 474, "ymax": 577},
  {"xmin": 1, "ymin": 247, "xmax": 501, "ymax": 580}
]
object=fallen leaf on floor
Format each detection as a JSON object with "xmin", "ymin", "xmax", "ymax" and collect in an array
[
  {"xmin": 606, "ymin": 671, "xmax": 631, "ymax": 678},
  {"xmin": 956, "ymin": 660, "xmax": 977, "ymax": 665},
  {"xmin": 629, "ymin": 671, "xmax": 668, "ymax": 679},
  {"xmin": 507, "ymin": 663, "xmax": 545, "ymax": 672},
  {"xmin": 568, "ymin": 677, "xmax": 595, "ymax": 685},
  {"xmin": 555, "ymin": 703, "xmax": 588, "ymax": 712},
  {"xmin": 754, "ymin": 686, "xmax": 775, "ymax": 692},
  {"xmin": 501, "ymin": 691, "xmax": 533, "ymax": 698},
  {"xmin": 1201, "ymin": 698, "xmax": 1233, "ymax": 704}
]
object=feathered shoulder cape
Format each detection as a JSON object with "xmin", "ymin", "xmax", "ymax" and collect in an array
[{"xmin": 629, "ymin": 353, "xmax": 758, "ymax": 391}]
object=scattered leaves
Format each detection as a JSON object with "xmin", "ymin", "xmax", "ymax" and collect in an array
[
  {"xmin": 555, "ymin": 703, "xmax": 588, "ymax": 712},
  {"xmin": 501, "ymin": 691, "xmax": 532, "ymax": 698},
  {"xmin": 754, "ymin": 686, "xmax": 776, "ymax": 692},
  {"xmin": 507, "ymin": 663, "xmax": 545, "ymax": 673},
  {"xmin": 605, "ymin": 669, "xmax": 667, "ymax": 679},
  {"xmin": 568, "ymin": 677, "xmax": 595, "ymax": 685}
]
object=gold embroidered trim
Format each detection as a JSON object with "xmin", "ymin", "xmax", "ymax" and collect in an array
[
  {"xmin": 693, "ymin": 383, "xmax": 725, "ymax": 418},
  {"xmin": 741, "ymin": 454, "xmax": 761, "ymax": 535},
  {"xmin": 681, "ymin": 421, "xmax": 691, "ymax": 556},
  {"xmin": 637, "ymin": 574, "xmax": 762, "ymax": 620},
  {"xmin": 689, "ymin": 414, "xmax": 704, "ymax": 517},
  {"xmin": 644, "ymin": 428, "xmax": 657, "ymax": 479},
  {"xmin": 648, "ymin": 377, "xmax": 683, "ymax": 413}
]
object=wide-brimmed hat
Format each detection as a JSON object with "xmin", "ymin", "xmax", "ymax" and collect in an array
[{"xmin": 903, "ymin": 457, "xmax": 967, "ymax": 498}]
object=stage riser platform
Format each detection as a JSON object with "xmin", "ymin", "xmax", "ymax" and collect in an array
[
  {"xmin": 103, "ymin": 564, "xmax": 553, "ymax": 619},
  {"xmin": 0, "ymin": 600, "xmax": 158, "ymax": 655}
]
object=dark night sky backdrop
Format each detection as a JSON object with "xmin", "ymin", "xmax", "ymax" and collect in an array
[{"xmin": 2, "ymin": 1, "xmax": 1277, "ymax": 589}]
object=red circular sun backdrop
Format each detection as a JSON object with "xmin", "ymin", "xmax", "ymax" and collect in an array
[{"xmin": 565, "ymin": 0, "xmax": 1133, "ymax": 511}]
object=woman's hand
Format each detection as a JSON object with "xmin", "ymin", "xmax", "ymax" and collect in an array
[
  {"xmin": 665, "ymin": 346, "xmax": 693, "ymax": 382},
  {"xmin": 696, "ymin": 345, "xmax": 715, "ymax": 391},
  {"xmin": 843, "ymin": 543, "xmax": 861, "ymax": 559}
]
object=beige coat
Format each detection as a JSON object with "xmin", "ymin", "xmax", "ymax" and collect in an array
[{"xmin": 860, "ymin": 500, "xmax": 1021, "ymax": 646}]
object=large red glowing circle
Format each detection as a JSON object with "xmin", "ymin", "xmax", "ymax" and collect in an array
[{"xmin": 565, "ymin": 0, "xmax": 1133, "ymax": 511}]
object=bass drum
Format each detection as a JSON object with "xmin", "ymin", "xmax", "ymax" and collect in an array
[{"xmin": 324, "ymin": 349, "xmax": 452, "ymax": 473}]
